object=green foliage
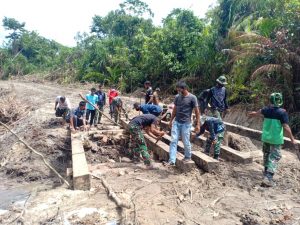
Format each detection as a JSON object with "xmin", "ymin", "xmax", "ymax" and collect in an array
[{"xmin": 1, "ymin": 0, "xmax": 300, "ymax": 114}]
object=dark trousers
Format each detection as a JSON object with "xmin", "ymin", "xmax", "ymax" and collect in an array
[
  {"xmin": 86, "ymin": 109, "xmax": 96, "ymax": 126},
  {"xmin": 72, "ymin": 116, "xmax": 84, "ymax": 128}
]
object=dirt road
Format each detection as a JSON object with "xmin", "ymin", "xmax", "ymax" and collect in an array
[{"xmin": 0, "ymin": 80, "xmax": 299, "ymax": 225}]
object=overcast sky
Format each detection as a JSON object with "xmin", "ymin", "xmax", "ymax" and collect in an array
[{"xmin": 0, "ymin": 0, "xmax": 217, "ymax": 47}]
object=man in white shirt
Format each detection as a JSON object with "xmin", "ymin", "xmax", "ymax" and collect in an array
[{"xmin": 55, "ymin": 96, "xmax": 71, "ymax": 119}]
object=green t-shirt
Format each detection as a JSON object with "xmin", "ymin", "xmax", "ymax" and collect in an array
[{"xmin": 261, "ymin": 106, "xmax": 289, "ymax": 145}]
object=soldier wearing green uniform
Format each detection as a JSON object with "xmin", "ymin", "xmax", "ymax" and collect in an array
[
  {"xmin": 111, "ymin": 96, "xmax": 128, "ymax": 123},
  {"xmin": 248, "ymin": 93, "xmax": 296, "ymax": 187},
  {"xmin": 196, "ymin": 116, "xmax": 225, "ymax": 160},
  {"xmin": 129, "ymin": 114, "xmax": 165, "ymax": 168}
]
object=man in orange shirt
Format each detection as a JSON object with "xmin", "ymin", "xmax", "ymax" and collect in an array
[{"xmin": 108, "ymin": 86, "xmax": 119, "ymax": 118}]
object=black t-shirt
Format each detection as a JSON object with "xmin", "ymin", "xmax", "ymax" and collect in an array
[
  {"xmin": 129, "ymin": 114, "xmax": 157, "ymax": 128},
  {"xmin": 145, "ymin": 87, "xmax": 153, "ymax": 103}
]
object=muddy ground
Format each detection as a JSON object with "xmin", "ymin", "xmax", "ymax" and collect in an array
[{"xmin": 0, "ymin": 79, "xmax": 299, "ymax": 225}]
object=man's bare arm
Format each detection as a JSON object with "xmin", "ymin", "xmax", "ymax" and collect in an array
[
  {"xmin": 248, "ymin": 110, "xmax": 262, "ymax": 117},
  {"xmin": 283, "ymin": 124, "xmax": 296, "ymax": 145},
  {"xmin": 194, "ymin": 107, "xmax": 200, "ymax": 133}
]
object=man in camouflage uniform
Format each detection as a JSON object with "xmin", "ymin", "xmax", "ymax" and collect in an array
[
  {"xmin": 206, "ymin": 75, "xmax": 229, "ymax": 119},
  {"xmin": 248, "ymin": 93, "xmax": 296, "ymax": 187},
  {"xmin": 196, "ymin": 116, "xmax": 225, "ymax": 160},
  {"xmin": 111, "ymin": 96, "xmax": 128, "ymax": 123},
  {"xmin": 128, "ymin": 114, "xmax": 165, "ymax": 168}
]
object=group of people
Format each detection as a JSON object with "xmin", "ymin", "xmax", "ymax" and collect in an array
[
  {"xmin": 128, "ymin": 77, "xmax": 296, "ymax": 187},
  {"xmin": 54, "ymin": 85, "xmax": 128, "ymax": 132},
  {"xmin": 55, "ymin": 76, "xmax": 297, "ymax": 187}
]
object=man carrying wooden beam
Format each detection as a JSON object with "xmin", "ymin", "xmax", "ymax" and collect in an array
[
  {"xmin": 196, "ymin": 116, "xmax": 225, "ymax": 160},
  {"xmin": 167, "ymin": 81, "xmax": 200, "ymax": 166},
  {"xmin": 129, "ymin": 114, "xmax": 165, "ymax": 168},
  {"xmin": 248, "ymin": 93, "xmax": 296, "ymax": 187}
]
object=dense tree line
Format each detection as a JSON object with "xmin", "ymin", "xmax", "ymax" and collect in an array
[{"xmin": 1, "ymin": 0, "xmax": 300, "ymax": 114}]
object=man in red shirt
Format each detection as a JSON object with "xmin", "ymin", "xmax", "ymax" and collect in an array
[{"xmin": 108, "ymin": 86, "xmax": 119, "ymax": 118}]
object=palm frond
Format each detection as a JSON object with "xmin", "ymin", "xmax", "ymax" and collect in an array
[
  {"xmin": 251, "ymin": 64, "xmax": 292, "ymax": 80},
  {"xmin": 229, "ymin": 51, "xmax": 262, "ymax": 64}
]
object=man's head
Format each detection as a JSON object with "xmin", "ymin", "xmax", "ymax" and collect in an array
[
  {"xmin": 79, "ymin": 101, "xmax": 86, "ymax": 110},
  {"xmin": 98, "ymin": 85, "xmax": 103, "ymax": 91},
  {"xmin": 60, "ymin": 96, "xmax": 66, "ymax": 103},
  {"xmin": 270, "ymin": 93, "xmax": 283, "ymax": 107},
  {"xmin": 133, "ymin": 102, "xmax": 141, "ymax": 111},
  {"xmin": 91, "ymin": 88, "xmax": 96, "ymax": 95},
  {"xmin": 176, "ymin": 81, "xmax": 188, "ymax": 95},
  {"xmin": 144, "ymin": 81, "xmax": 151, "ymax": 89},
  {"xmin": 216, "ymin": 75, "xmax": 228, "ymax": 87}
]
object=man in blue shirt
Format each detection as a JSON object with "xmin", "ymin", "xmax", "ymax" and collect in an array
[
  {"xmin": 86, "ymin": 88, "xmax": 98, "ymax": 126},
  {"xmin": 133, "ymin": 102, "xmax": 162, "ymax": 117},
  {"xmin": 67, "ymin": 101, "xmax": 87, "ymax": 132},
  {"xmin": 95, "ymin": 85, "xmax": 106, "ymax": 124},
  {"xmin": 196, "ymin": 116, "xmax": 225, "ymax": 160}
]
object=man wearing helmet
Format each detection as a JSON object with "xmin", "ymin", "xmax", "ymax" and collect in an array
[{"xmin": 248, "ymin": 93, "xmax": 296, "ymax": 187}]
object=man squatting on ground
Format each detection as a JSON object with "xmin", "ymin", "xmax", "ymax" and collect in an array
[
  {"xmin": 248, "ymin": 93, "xmax": 296, "ymax": 187},
  {"xmin": 196, "ymin": 116, "xmax": 225, "ymax": 160},
  {"xmin": 95, "ymin": 85, "xmax": 106, "ymax": 124},
  {"xmin": 85, "ymin": 88, "xmax": 98, "ymax": 126},
  {"xmin": 167, "ymin": 81, "xmax": 200, "ymax": 166},
  {"xmin": 55, "ymin": 96, "xmax": 71, "ymax": 119},
  {"xmin": 133, "ymin": 102, "xmax": 162, "ymax": 117},
  {"xmin": 67, "ymin": 101, "xmax": 87, "ymax": 132},
  {"xmin": 128, "ymin": 114, "xmax": 165, "ymax": 168},
  {"xmin": 111, "ymin": 96, "xmax": 128, "ymax": 123}
]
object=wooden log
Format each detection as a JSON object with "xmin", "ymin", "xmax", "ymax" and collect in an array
[
  {"xmin": 223, "ymin": 122, "xmax": 300, "ymax": 149},
  {"xmin": 120, "ymin": 119, "xmax": 195, "ymax": 172},
  {"xmin": 160, "ymin": 120, "xmax": 252, "ymax": 164},
  {"xmin": 71, "ymin": 133, "xmax": 91, "ymax": 190},
  {"xmin": 161, "ymin": 134, "xmax": 218, "ymax": 172},
  {"xmin": 191, "ymin": 133, "xmax": 253, "ymax": 164}
]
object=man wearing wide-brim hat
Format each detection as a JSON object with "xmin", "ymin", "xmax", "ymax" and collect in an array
[{"xmin": 206, "ymin": 75, "xmax": 229, "ymax": 119}]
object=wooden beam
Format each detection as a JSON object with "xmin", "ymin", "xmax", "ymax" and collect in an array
[
  {"xmin": 223, "ymin": 122, "xmax": 300, "ymax": 149},
  {"xmin": 160, "ymin": 120, "xmax": 253, "ymax": 164},
  {"xmin": 119, "ymin": 119, "xmax": 195, "ymax": 172},
  {"xmin": 160, "ymin": 134, "xmax": 219, "ymax": 172},
  {"xmin": 71, "ymin": 133, "xmax": 91, "ymax": 190},
  {"xmin": 191, "ymin": 133, "xmax": 253, "ymax": 164}
]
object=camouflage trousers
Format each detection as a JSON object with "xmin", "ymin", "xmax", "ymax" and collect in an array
[
  {"xmin": 263, "ymin": 143, "xmax": 282, "ymax": 174},
  {"xmin": 129, "ymin": 124, "xmax": 151, "ymax": 165},
  {"xmin": 211, "ymin": 109, "xmax": 222, "ymax": 120},
  {"xmin": 205, "ymin": 131, "xmax": 224, "ymax": 159}
]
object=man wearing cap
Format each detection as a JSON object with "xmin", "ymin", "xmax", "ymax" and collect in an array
[
  {"xmin": 206, "ymin": 75, "xmax": 229, "ymax": 119},
  {"xmin": 133, "ymin": 102, "xmax": 162, "ymax": 117},
  {"xmin": 196, "ymin": 115, "xmax": 225, "ymax": 160},
  {"xmin": 248, "ymin": 93, "xmax": 296, "ymax": 187}
]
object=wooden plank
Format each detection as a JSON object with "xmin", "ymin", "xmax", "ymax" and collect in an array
[
  {"xmin": 160, "ymin": 134, "xmax": 219, "ymax": 172},
  {"xmin": 191, "ymin": 133, "xmax": 253, "ymax": 164},
  {"xmin": 161, "ymin": 120, "xmax": 252, "ymax": 164},
  {"xmin": 71, "ymin": 133, "xmax": 91, "ymax": 190},
  {"xmin": 120, "ymin": 119, "xmax": 195, "ymax": 172},
  {"xmin": 224, "ymin": 122, "xmax": 300, "ymax": 149}
]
